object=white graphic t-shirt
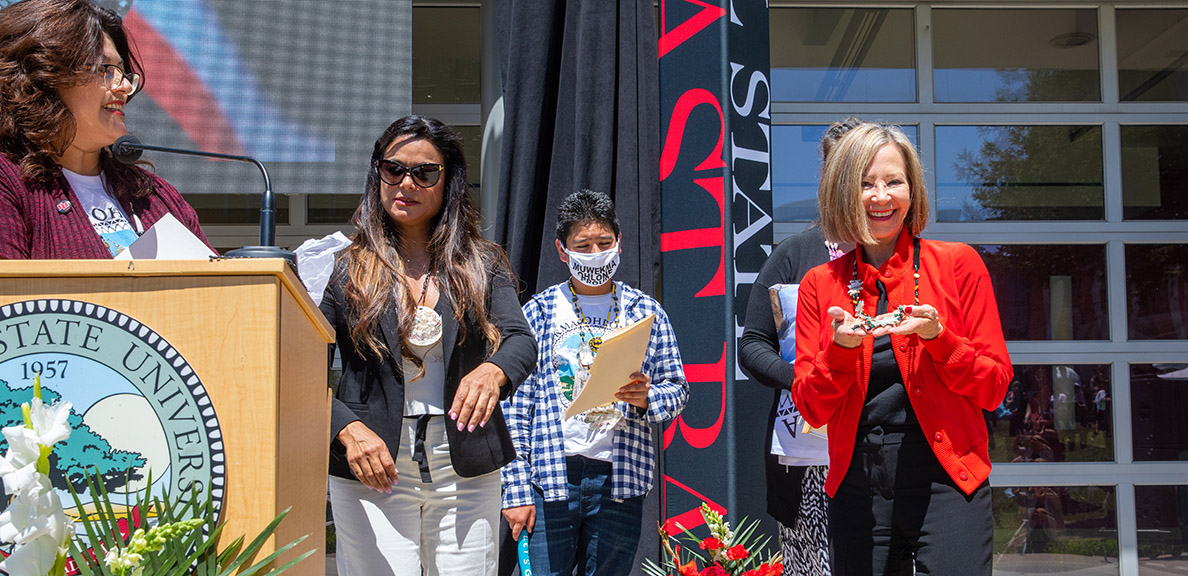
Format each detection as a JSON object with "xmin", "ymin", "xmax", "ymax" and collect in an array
[
  {"xmin": 62, "ymin": 169, "xmax": 139, "ymax": 257},
  {"xmin": 551, "ymin": 288, "xmax": 624, "ymax": 461}
]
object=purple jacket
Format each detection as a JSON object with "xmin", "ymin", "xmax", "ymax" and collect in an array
[{"xmin": 0, "ymin": 155, "xmax": 213, "ymax": 259}]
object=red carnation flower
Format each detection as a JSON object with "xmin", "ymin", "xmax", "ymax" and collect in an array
[
  {"xmin": 725, "ymin": 545, "xmax": 749, "ymax": 561},
  {"xmin": 699, "ymin": 565, "xmax": 727, "ymax": 576},
  {"xmin": 699, "ymin": 537, "xmax": 723, "ymax": 551}
]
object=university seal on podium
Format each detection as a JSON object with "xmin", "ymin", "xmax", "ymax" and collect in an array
[{"xmin": 0, "ymin": 299, "xmax": 225, "ymax": 540}]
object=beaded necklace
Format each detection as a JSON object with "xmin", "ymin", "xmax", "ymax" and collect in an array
[
  {"xmin": 566, "ymin": 279, "xmax": 624, "ymax": 427},
  {"xmin": 825, "ymin": 240, "xmax": 846, "ymax": 261},
  {"xmin": 567, "ymin": 279, "xmax": 619, "ymax": 367},
  {"xmin": 846, "ymin": 237, "xmax": 921, "ymax": 332}
]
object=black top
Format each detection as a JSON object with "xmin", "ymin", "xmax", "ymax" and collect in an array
[
  {"xmin": 738, "ymin": 226, "xmax": 833, "ymax": 525},
  {"xmin": 859, "ymin": 279, "xmax": 918, "ymax": 428},
  {"xmin": 319, "ymin": 258, "xmax": 538, "ymax": 480}
]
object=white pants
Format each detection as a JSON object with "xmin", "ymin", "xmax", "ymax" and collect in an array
[{"xmin": 329, "ymin": 417, "xmax": 499, "ymax": 576}]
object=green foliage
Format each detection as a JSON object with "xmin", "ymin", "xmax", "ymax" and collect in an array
[
  {"xmin": 642, "ymin": 504, "xmax": 782, "ymax": 576},
  {"xmin": 66, "ymin": 468, "xmax": 315, "ymax": 576},
  {"xmin": 0, "ymin": 380, "xmax": 145, "ymax": 500},
  {"xmin": 1044, "ymin": 538, "xmax": 1119, "ymax": 558}
]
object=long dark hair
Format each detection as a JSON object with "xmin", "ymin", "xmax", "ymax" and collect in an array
[
  {"xmin": 0, "ymin": 0, "xmax": 151, "ymax": 197},
  {"xmin": 344, "ymin": 115, "xmax": 514, "ymax": 362}
]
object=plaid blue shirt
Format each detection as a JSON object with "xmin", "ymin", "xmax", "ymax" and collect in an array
[{"xmin": 501, "ymin": 281, "xmax": 688, "ymax": 508}]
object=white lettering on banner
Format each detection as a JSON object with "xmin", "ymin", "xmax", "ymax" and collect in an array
[
  {"xmin": 729, "ymin": 63, "xmax": 772, "ymax": 120},
  {"xmin": 728, "ymin": 50, "xmax": 772, "ymax": 380}
]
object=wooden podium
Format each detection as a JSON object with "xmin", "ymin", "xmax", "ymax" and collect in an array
[{"xmin": 0, "ymin": 259, "xmax": 333, "ymax": 576}]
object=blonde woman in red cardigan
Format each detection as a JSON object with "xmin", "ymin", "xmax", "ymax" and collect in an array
[{"xmin": 790, "ymin": 123, "xmax": 1012, "ymax": 575}]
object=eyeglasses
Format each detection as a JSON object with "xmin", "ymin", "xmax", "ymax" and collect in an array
[
  {"xmin": 376, "ymin": 160, "xmax": 444, "ymax": 188},
  {"xmin": 95, "ymin": 63, "xmax": 141, "ymax": 96}
]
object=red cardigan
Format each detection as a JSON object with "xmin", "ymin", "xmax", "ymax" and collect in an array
[
  {"xmin": 0, "ymin": 155, "xmax": 213, "ymax": 259},
  {"xmin": 791, "ymin": 229, "xmax": 1012, "ymax": 496}
]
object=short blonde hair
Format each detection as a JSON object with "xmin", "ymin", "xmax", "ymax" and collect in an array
[{"xmin": 819, "ymin": 123, "xmax": 928, "ymax": 246}]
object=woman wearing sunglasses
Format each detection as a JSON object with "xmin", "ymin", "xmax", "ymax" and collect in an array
[
  {"xmin": 319, "ymin": 115, "xmax": 537, "ymax": 575},
  {"xmin": 0, "ymin": 0, "xmax": 212, "ymax": 259}
]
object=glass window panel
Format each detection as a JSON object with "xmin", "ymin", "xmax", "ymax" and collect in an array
[
  {"xmin": 770, "ymin": 8, "xmax": 915, "ymax": 102},
  {"xmin": 1117, "ymin": 9, "xmax": 1188, "ymax": 102},
  {"xmin": 936, "ymin": 125, "xmax": 1104, "ymax": 221},
  {"xmin": 1121, "ymin": 126, "xmax": 1188, "ymax": 220},
  {"xmin": 307, "ymin": 194, "xmax": 362, "ymax": 225},
  {"xmin": 1126, "ymin": 244, "xmax": 1188, "ymax": 340},
  {"xmin": 772, "ymin": 124, "xmax": 917, "ymax": 223},
  {"xmin": 990, "ymin": 364, "xmax": 1113, "ymax": 464},
  {"xmin": 992, "ymin": 486, "xmax": 1118, "ymax": 570},
  {"xmin": 183, "ymin": 193, "xmax": 290, "ymax": 225},
  {"xmin": 1135, "ymin": 485, "xmax": 1188, "ymax": 571},
  {"xmin": 452, "ymin": 124, "xmax": 484, "ymax": 211},
  {"xmin": 973, "ymin": 244, "xmax": 1109, "ymax": 341},
  {"xmin": 1131, "ymin": 364, "xmax": 1188, "ymax": 461},
  {"xmin": 933, "ymin": 9, "xmax": 1101, "ymax": 102},
  {"xmin": 413, "ymin": 7, "xmax": 480, "ymax": 104}
]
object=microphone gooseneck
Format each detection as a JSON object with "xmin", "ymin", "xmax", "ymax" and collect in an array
[{"xmin": 108, "ymin": 135, "xmax": 294, "ymax": 267}]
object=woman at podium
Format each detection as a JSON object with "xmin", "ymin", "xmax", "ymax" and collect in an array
[
  {"xmin": 319, "ymin": 115, "xmax": 536, "ymax": 576},
  {"xmin": 0, "ymin": 0, "xmax": 211, "ymax": 259}
]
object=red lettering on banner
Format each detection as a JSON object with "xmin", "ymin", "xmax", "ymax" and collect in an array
[
  {"xmin": 662, "ymin": 475, "xmax": 727, "ymax": 534},
  {"xmin": 663, "ymin": 343, "xmax": 726, "ymax": 450},
  {"xmin": 660, "ymin": 89, "xmax": 725, "ymax": 182},
  {"xmin": 659, "ymin": 177, "xmax": 724, "ymax": 297},
  {"xmin": 658, "ymin": 0, "xmax": 728, "ymax": 58}
]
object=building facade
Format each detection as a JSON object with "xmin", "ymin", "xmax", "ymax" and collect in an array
[{"xmin": 189, "ymin": 3, "xmax": 1187, "ymax": 574}]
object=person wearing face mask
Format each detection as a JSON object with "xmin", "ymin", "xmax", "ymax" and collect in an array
[{"xmin": 501, "ymin": 189, "xmax": 688, "ymax": 575}]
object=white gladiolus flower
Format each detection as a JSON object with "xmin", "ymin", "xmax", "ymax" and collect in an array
[
  {"xmin": 27, "ymin": 397, "xmax": 73, "ymax": 447},
  {"xmin": 0, "ymin": 381, "xmax": 74, "ymax": 576},
  {"xmin": 0, "ymin": 455, "xmax": 38, "ymax": 496}
]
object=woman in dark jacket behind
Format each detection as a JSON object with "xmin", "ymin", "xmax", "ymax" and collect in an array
[{"xmin": 320, "ymin": 115, "xmax": 536, "ymax": 576}]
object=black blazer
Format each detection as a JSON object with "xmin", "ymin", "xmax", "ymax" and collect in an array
[
  {"xmin": 738, "ymin": 227, "xmax": 832, "ymax": 524},
  {"xmin": 320, "ymin": 260, "xmax": 537, "ymax": 480}
]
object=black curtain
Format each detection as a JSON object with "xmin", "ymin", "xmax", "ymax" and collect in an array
[
  {"xmin": 493, "ymin": 1, "xmax": 662, "ymax": 574},
  {"xmin": 494, "ymin": 0, "xmax": 660, "ymax": 298}
]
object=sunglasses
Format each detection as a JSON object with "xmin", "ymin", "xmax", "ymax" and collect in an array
[{"xmin": 376, "ymin": 160, "xmax": 444, "ymax": 188}]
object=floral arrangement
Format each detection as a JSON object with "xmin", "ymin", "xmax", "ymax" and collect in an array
[
  {"xmin": 0, "ymin": 375, "xmax": 73, "ymax": 575},
  {"xmin": 643, "ymin": 503, "xmax": 783, "ymax": 576},
  {"xmin": 0, "ymin": 376, "xmax": 314, "ymax": 576}
]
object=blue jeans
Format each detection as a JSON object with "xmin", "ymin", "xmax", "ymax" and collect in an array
[{"xmin": 528, "ymin": 456, "xmax": 644, "ymax": 576}]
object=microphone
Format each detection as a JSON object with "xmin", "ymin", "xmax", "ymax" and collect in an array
[{"xmin": 112, "ymin": 135, "xmax": 295, "ymax": 267}]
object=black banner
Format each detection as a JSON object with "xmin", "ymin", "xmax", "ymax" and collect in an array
[{"xmin": 658, "ymin": 0, "xmax": 772, "ymax": 534}]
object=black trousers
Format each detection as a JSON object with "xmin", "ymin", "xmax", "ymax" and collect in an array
[{"xmin": 828, "ymin": 426, "xmax": 993, "ymax": 575}]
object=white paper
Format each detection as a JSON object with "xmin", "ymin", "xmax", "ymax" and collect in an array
[
  {"xmin": 564, "ymin": 314, "xmax": 655, "ymax": 420},
  {"xmin": 295, "ymin": 232, "xmax": 352, "ymax": 305},
  {"xmin": 114, "ymin": 213, "xmax": 216, "ymax": 260},
  {"xmin": 768, "ymin": 283, "xmax": 828, "ymax": 465}
]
